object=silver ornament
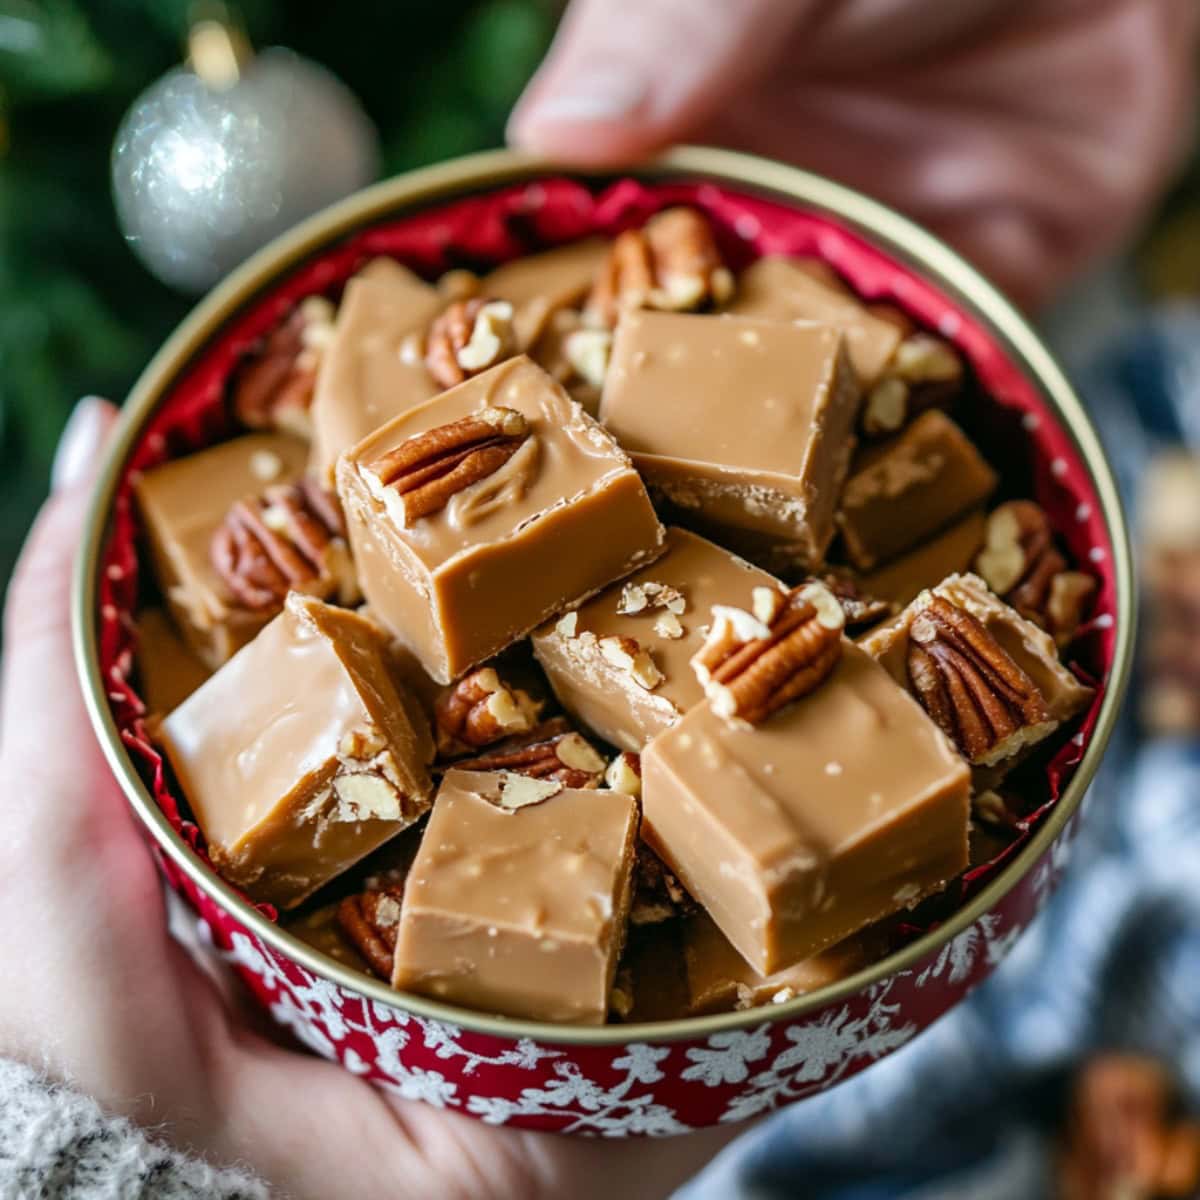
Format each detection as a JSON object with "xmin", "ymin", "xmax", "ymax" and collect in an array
[{"xmin": 112, "ymin": 46, "xmax": 379, "ymax": 292}]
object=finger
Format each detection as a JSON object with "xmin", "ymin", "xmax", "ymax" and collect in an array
[
  {"xmin": 507, "ymin": 0, "xmax": 812, "ymax": 165},
  {"xmin": 1, "ymin": 398, "xmax": 119, "ymax": 772}
]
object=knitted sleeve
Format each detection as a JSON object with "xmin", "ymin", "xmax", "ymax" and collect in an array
[{"xmin": 0, "ymin": 1058, "xmax": 269, "ymax": 1199}]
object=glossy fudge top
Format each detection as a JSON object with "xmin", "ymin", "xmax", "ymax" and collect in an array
[
  {"xmin": 400, "ymin": 769, "xmax": 637, "ymax": 945},
  {"xmin": 728, "ymin": 255, "xmax": 903, "ymax": 384},
  {"xmin": 601, "ymin": 310, "xmax": 849, "ymax": 477},
  {"xmin": 342, "ymin": 355, "xmax": 643, "ymax": 568},
  {"xmin": 310, "ymin": 258, "xmax": 441, "ymax": 478}
]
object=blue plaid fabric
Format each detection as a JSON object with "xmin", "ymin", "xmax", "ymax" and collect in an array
[{"xmin": 680, "ymin": 295, "xmax": 1200, "ymax": 1200}]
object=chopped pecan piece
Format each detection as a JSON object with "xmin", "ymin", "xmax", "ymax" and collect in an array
[
  {"xmin": 907, "ymin": 595, "xmax": 1056, "ymax": 765},
  {"xmin": 336, "ymin": 884, "xmax": 405, "ymax": 980},
  {"xmin": 604, "ymin": 751, "xmax": 642, "ymax": 798},
  {"xmin": 809, "ymin": 570, "xmax": 896, "ymax": 633},
  {"xmin": 433, "ymin": 666, "xmax": 542, "ymax": 756},
  {"xmin": 630, "ymin": 843, "xmax": 696, "ymax": 926},
  {"xmin": 599, "ymin": 636, "xmax": 664, "ymax": 690},
  {"xmin": 367, "ymin": 406, "xmax": 530, "ymax": 525},
  {"xmin": 231, "ymin": 296, "xmax": 335, "ymax": 437},
  {"xmin": 210, "ymin": 478, "xmax": 358, "ymax": 611},
  {"xmin": 452, "ymin": 729, "xmax": 606, "ymax": 789},
  {"xmin": 424, "ymin": 297, "xmax": 516, "ymax": 389},
  {"xmin": 692, "ymin": 581, "xmax": 845, "ymax": 724},
  {"xmin": 584, "ymin": 207, "xmax": 734, "ymax": 329},
  {"xmin": 975, "ymin": 500, "xmax": 1095, "ymax": 646}
]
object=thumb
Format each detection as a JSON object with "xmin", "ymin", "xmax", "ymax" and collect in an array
[
  {"xmin": 508, "ymin": 0, "xmax": 811, "ymax": 165},
  {"xmin": 1, "ymin": 397, "xmax": 119, "ymax": 763}
]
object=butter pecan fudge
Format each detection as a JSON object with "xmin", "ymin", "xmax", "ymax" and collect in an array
[
  {"xmin": 392, "ymin": 768, "xmax": 638, "ymax": 1024},
  {"xmin": 683, "ymin": 911, "xmax": 880, "ymax": 1016},
  {"xmin": 134, "ymin": 432, "xmax": 311, "ymax": 668},
  {"xmin": 310, "ymin": 258, "xmax": 443, "ymax": 481},
  {"xmin": 729, "ymin": 255, "xmax": 963, "ymax": 435},
  {"xmin": 836, "ymin": 410, "xmax": 997, "ymax": 570},
  {"xmin": 531, "ymin": 527, "xmax": 780, "ymax": 751},
  {"xmin": 337, "ymin": 355, "xmax": 664, "ymax": 683},
  {"xmin": 600, "ymin": 311, "xmax": 861, "ymax": 570},
  {"xmin": 641, "ymin": 582, "xmax": 970, "ymax": 973},
  {"xmin": 134, "ymin": 608, "xmax": 211, "ymax": 721},
  {"xmin": 160, "ymin": 594, "xmax": 434, "ymax": 910}
]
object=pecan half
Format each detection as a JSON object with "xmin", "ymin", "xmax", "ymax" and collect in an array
[
  {"xmin": 210, "ymin": 479, "xmax": 357, "ymax": 611},
  {"xmin": 424, "ymin": 297, "xmax": 516, "ymax": 389},
  {"xmin": 907, "ymin": 595, "xmax": 1055, "ymax": 765},
  {"xmin": 584, "ymin": 207, "xmax": 734, "ymax": 329},
  {"xmin": 452, "ymin": 729, "xmax": 606, "ymax": 789},
  {"xmin": 630, "ymin": 843, "xmax": 696, "ymax": 926},
  {"xmin": 809, "ymin": 570, "xmax": 896, "ymax": 633},
  {"xmin": 433, "ymin": 666, "xmax": 542, "ymax": 756},
  {"xmin": 367, "ymin": 406, "xmax": 530, "ymax": 525},
  {"xmin": 692, "ymin": 582, "xmax": 845, "ymax": 724},
  {"xmin": 336, "ymin": 884, "xmax": 405, "ymax": 980},
  {"xmin": 231, "ymin": 296, "xmax": 335, "ymax": 437},
  {"xmin": 975, "ymin": 501, "xmax": 1095, "ymax": 645}
]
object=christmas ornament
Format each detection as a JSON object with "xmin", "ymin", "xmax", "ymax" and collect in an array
[{"xmin": 112, "ymin": 19, "xmax": 380, "ymax": 292}]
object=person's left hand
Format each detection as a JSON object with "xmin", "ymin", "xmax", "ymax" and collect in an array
[{"xmin": 0, "ymin": 397, "xmax": 739, "ymax": 1199}]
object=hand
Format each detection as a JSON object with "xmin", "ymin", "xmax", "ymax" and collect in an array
[
  {"xmin": 508, "ymin": 0, "xmax": 1199, "ymax": 309},
  {"xmin": 0, "ymin": 398, "xmax": 738, "ymax": 1199}
]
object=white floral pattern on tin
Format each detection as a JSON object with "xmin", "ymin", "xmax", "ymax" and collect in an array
[
  {"xmin": 714, "ymin": 980, "xmax": 918, "ymax": 1123},
  {"xmin": 467, "ymin": 1048, "xmax": 689, "ymax": 1136}
]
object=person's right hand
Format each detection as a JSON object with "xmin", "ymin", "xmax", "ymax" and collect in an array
[{"xmin": 509, "ymin": 0, "xmax": 1200, "ymax": 310}]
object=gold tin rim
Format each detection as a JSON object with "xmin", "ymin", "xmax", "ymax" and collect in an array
[{"xmin": 73, "ymin": 146, "xmax": 1135, "ymax": 1047}]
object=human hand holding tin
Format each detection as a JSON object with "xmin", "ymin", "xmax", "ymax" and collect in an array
[
  {"xmin": 509, "ymin": 0, "xmax": 1198, "ymax": 309},
  {"xmin": 0, "ymin": 398, "xmax": 737, "ymax": 1199}
]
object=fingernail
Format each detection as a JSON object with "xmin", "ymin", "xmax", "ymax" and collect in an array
[
  {"xmin": 513, "ymin": 70, "xmax": 647, "ymax": 133},
  {"xmin": 52, "ymin": 397, "xmax": 107, "ymax": 491}
]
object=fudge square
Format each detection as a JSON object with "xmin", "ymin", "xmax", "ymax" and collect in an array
[
  {"xmin": 134, "ymin": 431, "xmax": 311, "ymax": 669},
  {"xmin": 642, "ymin": 636, "xmax": 970, "ymax": 975},
  {"xmin": 599, "ymin": 311, "xmax": 861, "ymax": 569},
  {"xmin": 531, "ymin": 527, "xmax": 781, "ymax": 752},
  {"xmin": 392, "ymin": 769, "xmax": 639, "ymax": 1024},
  {"xmin": 338, "ymin": 355, "xmax": 665, "ymax": 683},
  {"xmin": 728, "ymin": 256, "xmax": 904, "ymax": 386},
  {"xmin": 310, "ymin": 258, "xmax": 443, "ymax": 481},
  {"xmin": 160, "ymin": 594, "xmax": 434, "ymax": 910},
  {"xmin": 682, "ymin": 911, "xmax": 878, "ymax": 1016}
]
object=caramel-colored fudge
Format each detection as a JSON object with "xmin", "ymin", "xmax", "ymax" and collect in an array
[
  {"xmin": 531, "ymin": 528, "xmax": 780, "ymax": 751},
  {"xmin": 600, "ymin": 311, "xmax": 861, "ymax": 569},
  {"xmin": 642, "ymin": 641, "xmax": 970, "ymax": 974},
  {"xmin": 338, "ymin": 355, "xmax": 664, "ymax": 684},
  {"xmin": 392, "ymin": 769, "xmax": 638, "ymax": 1023},
  {"xmin": 858, "ymin": 509, "xmax": 987, "ymax": 609},
  {"xmin": 134, "ymin": 432, "xmax": 311, "ymax": 668},
  {"xmin": 683, "ymin": 912, "xmax": 878, "ymax": 1016},
  {"xmin": 310, "ymin": 258, "xmax": 443, "ymax": 481},
  {"xmin": 483, "ymin": 238, "xmax": 608, "ymax": 350},
  {"xmin": 135, "ymin": 608, "xmax": 211, "ymax": 719},
  {"xmin": 860, "ymin": 573, "xmax": 1092, "ymax": 778},
  {"xmin": 837, "ymin": 410, "xmax": 997, "ymax": 570},
  {"xmin": 287, "ymin": 901, "xmax": 372, "ymax": 976},
  {"xmin": 729, "ymin": 256, "xmax": 904, "ymax": 385},
  {"xmin": 160, "ymin": 594, "xmax": 434, "ymax": 910}
]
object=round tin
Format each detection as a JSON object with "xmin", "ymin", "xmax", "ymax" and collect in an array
[{"xmin": 73, "ymin": 147, "xmax": 1134, "ymax": 1135}]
